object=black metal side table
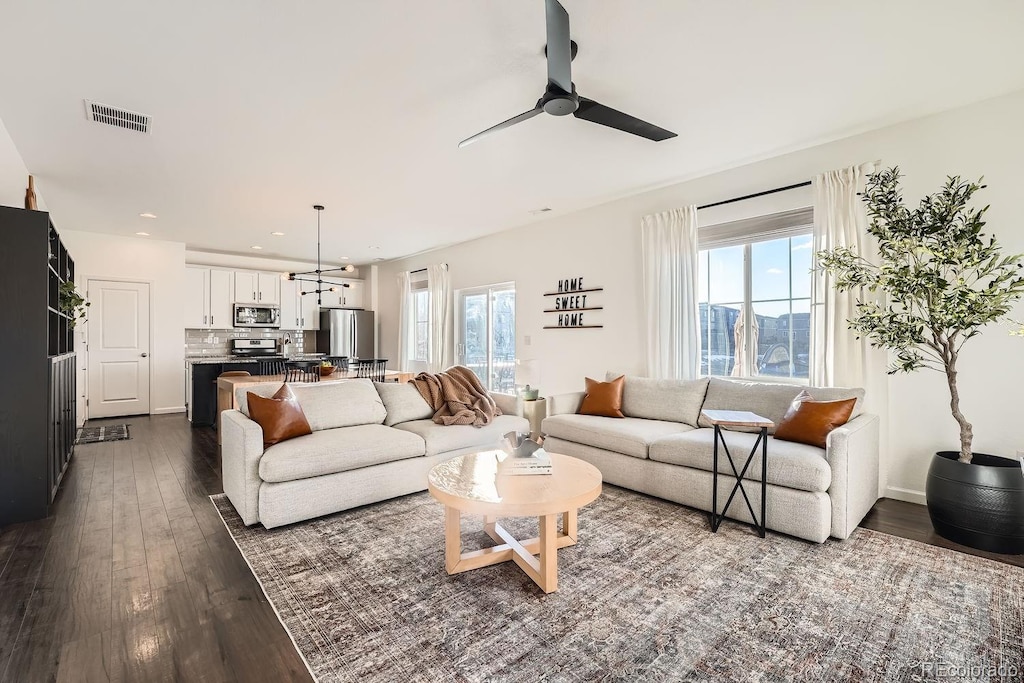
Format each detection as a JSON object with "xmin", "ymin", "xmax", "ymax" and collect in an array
[{"xmin": 700, "ymin": 409, "xmax": 774, "ymax": 538}]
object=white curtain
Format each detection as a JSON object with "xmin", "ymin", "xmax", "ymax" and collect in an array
[
  {"xmin": 730, "ymin": 306, "xmax": 759, "ymax": 377},
  {"xmin": 641, "ymin": 206, "xmax": 700, "ymax": 380},
  {"xmin": 810, "ymin": 161, "xmax": 880, "ymax": 388},
  {"xmin": 397, "ymin": 271, "xmax": 413, "ymax": 372},
  {"xmin": 426, "ymin": 264, "xmax": 451, "ymax": 373},
  {"xmin": 811, "ymin": 162, "xmax": 888, "ymax": 495}
]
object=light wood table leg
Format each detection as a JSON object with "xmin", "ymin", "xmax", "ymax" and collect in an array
[
  {"xmin": 538, "ymin": 513, "xmax": 558, "ymax": 593},
  {"xmin": 562, "ymin": 508, "xmax": 577, "ymax": 542},
  {"xmin": 444, "ymin": 506, "xmax": 462, "ymax": 573},
  {"xmin": 442, "ymin": 508, "xmax": 578, "ymax": 593}
]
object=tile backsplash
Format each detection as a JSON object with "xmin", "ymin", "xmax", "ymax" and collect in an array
[{"xmin": 185, "ymin": 329, "xmax": 316, "ymax": 357}]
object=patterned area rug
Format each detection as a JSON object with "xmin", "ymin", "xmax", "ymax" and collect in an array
[
  {"xmin": 75, "ymin": 423, "xmax": 130, "ymax": 444},
  {"xmin": 212, "ymin": 487, "xmax": 1023, "ymax": 683}
]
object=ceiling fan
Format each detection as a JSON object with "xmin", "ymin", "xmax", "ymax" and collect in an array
[{"xmin": 459, "ymin": 0, "xmax": 677, "ymax": 148}]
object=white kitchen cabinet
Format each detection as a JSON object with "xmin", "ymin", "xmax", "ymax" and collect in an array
[
  {"xmin": 234, "ymin": 270, "xmax": 278, "ymax": 305},
  {"xmin": 258, "ymin": 273, "xmax": 280, "ymax": 305},
  {"xmin": 300, "ymin": 288, "xmax": 320, "ymax": 330},
  {"xmin": 186, "ymin": 267, "xmax": 235, "ymax": 329},
  {"xmin": 208, "ymin": 269, "xmax": 234, "ymax": 329},
  {"xmin": 234, "ymin": 271, "xmax": 259, "ymax": 304},
  {"xmin": 320, "ymin": 279, "xmax": 365, "ymax": 309},
  {"xmin": 343, "ymin": 281, "xmax": 365, "ymax": 309},
  {"xmin": 280, "ymin": 279, "xmax": 321, "ymax": 330},
  {"xmin": 279, "ymin": 278, "xmax": 300, "ymax": 331},
  {"xmin": 185, "ymin": 266, "xmax": 209, "ymax": 328}
]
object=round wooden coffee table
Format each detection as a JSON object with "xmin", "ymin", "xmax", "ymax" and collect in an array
[{"xmin": 427, "ymin": 450, "xmax": 602, "ymax": 594}]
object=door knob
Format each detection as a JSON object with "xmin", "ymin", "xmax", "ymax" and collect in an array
[{"xmin": 141, "ymin": 353, "xmax": 149, "ymax": 358}]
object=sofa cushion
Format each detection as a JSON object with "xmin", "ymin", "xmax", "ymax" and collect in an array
[
  {"xmin": 374, "ymin": 381, "xmax": 434, "ymax": 426},
  {"xmin": 649, "ymin": 428, "xmax": 832, "ymax": 493},
  {"xmin": 542, "ymin": 414, "xmax": 694, "ymax": 459},
  {"xmin": 606, "ymin": 372, "xmax": 709, "ymax": 427},
  {"xmin": 239, "ymin": 379, "xmax": 387, "ymax": 431},
  {"xmin": 579, "ymin": 376, "xmax": 625, "ymax": 418},
  {"xmin": 258, "ymin": 424, "xmax": 426, "ymax": 483},
  {"xmin": 246, "ymin": 383, "xmax": 312, "ymax": 446},
  {"xmin": 393, "ymin": 414, "xmax": 530, "ymax": 456},
  {"xmin": 696, "ymin": 378, "xmax": 865, "ymax": 434},
  {"xmin": 774, "ymin": 396, "xmax": 857, "ymax": 449}
]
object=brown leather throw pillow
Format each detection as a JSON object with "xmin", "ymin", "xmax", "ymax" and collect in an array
[
  {"xmin": 774, "ymin": 391, "xmax": 856, "ymax": 449},
  {"xmin": 247, "ymin": 384, "xmax": 312, "ymax": 447},
  {"xmin": 578, "ymin": 375, "xmax": 626, "ymax": 418}
]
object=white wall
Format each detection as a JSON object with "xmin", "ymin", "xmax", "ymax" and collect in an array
[
  {"xmin": 0, "ymin": 118, "xmax": 45, "ymax": 210},
  {"xmin": 378, "ymin": 89, "xmax": 1024, "ymax": 504},
  {"xmin": 61, "ymin": 231, "xmax": 187, "ymax": 418}
]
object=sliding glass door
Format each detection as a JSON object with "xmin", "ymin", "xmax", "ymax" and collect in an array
[{"xmin": 456, "ymin": 283, "xmax": 516, "ymax": 392}]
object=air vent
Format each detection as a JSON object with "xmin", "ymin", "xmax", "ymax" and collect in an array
[{"xmin": 84, "ymin": 100, "xmax": 151, "ymax": 134}]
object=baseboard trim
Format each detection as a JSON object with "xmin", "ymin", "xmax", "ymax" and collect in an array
[
  {"xmin": 885, "ymin": 486, "xmax": 926, "ymax": 505},
  {"xmin": 152, "ymin": 406, "xmax": 187, "ymax": 415}
]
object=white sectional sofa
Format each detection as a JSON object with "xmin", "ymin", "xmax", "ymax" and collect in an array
[
  {"xmin": 222, "ymin": 379, "xmax": 528, "ymax": 528},
  {"xmin": 542, "ymin": 375, "xmax": 880, "ymax": 543}
]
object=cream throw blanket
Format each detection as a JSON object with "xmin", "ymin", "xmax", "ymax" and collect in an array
[{"xmin": 410, "ymin": 366, "xmax": 502, "ymax": 427}]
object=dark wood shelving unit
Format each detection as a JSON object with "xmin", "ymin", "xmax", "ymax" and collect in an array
[{"xmin": 0, "ymin": 205, "xmax": 77, "ymax": 526}]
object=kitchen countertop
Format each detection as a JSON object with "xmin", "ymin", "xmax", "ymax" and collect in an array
[{"xmin": 185, "ymin": 354, "xmax": 325, "ymax": 365}]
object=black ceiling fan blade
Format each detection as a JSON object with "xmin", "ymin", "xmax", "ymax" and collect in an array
[
  {"xmin": 573, "ymin": 97, "xmax": 677, "ymax": 141},
  {"xmin": 458, "ymin": 106, "xmax": 543, "ymax": 148},
  {"xmin": 545, "ymin": 0, "xmax": 572, "ymax": 93}
]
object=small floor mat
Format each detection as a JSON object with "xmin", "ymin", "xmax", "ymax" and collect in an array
[{"xmin": 75, "ymin": 424, "xmax": 131, "ymax": 444}]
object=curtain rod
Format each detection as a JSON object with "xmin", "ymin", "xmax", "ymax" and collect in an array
[
  {"xmin": 697, "ymin": 180, "xmax": 811, "ymax": 211},
  {"xmin": 410, "ymin": 263, "xmax": 448, "ymax": 275}
]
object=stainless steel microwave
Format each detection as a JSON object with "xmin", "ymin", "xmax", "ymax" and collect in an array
[{"xmin": 233, "ymin": 304, "xmax": 280, "ymax": 328}]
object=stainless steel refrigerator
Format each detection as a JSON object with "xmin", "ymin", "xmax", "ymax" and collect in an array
[{"xmin": 316, "ymin": 309, "xmax": 375, "ymax": 359}]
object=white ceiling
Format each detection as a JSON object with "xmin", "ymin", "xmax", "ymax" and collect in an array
[{"xmin": 1, "ymin": 1, "xmax": 1023, "ymax": 265}]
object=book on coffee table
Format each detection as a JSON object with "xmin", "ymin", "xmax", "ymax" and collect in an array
[{"xmin": 498, "ymin": 447, "xmax": 553, "ymax": 476}]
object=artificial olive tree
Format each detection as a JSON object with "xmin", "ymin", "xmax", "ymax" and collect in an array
[{"xmin": 816, "ymin": 168, "xmax": 1024, "ymax": 463}]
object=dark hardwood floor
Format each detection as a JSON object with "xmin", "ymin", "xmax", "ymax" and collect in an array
[
  {"xmin": 0, "ymin": 415, "xmax": 311, "ymax": 683},
  {"xmin": 860, "ymin": 497, "xmax": 1024, "ymax": 568},
  {"xmin": 0, "ymin": 414, "xmax": 1019, "ymax": 681}
]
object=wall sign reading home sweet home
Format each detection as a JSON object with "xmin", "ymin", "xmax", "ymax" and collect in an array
[{"xmin": 543, "ymin": 276, "xmax": 604, "ymax": 329}]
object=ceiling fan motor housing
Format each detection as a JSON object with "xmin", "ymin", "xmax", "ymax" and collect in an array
[{"xmin": 540, "ymin": 85, "xmax": 579, "ymax": 116}]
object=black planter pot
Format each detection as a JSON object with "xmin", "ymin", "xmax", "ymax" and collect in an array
[{"xmin": 926, "ymin": 451, "xmax": 1024, "ymax": 555}]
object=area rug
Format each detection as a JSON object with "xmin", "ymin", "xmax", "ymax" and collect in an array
[
  {"xmin": 75, "ymin": 423, "xmax": 130, "ymax": 444},
  {"xmin": 212, "ymin": 487, "xmax": 1023, "ymax": 683}
]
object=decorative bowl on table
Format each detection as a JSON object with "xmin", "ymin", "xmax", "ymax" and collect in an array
[{"xmin": 319, "ymin": 365, "xmax": 336, "ymax": 376}]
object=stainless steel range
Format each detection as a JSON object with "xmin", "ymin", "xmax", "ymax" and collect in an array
[{"xmin": 230, "ymin": 338, "xmax": 282, "ymax": 359}]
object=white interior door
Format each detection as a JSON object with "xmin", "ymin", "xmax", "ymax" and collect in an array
[
  {"xmin": 455, "ymin": 283, "xmax": 516, "ymax": 392},
  {"xmin": 87, "ymin": 280, "xmax": 151, "ymax": 418}
]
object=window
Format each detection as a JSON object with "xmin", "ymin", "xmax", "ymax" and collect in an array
[
  {"xmin": 412, "ymin": 289, "xmax": 429, "ymax": 362},
  {"xmin": 456, "ymin": 283, "xmax": 516, "ymax": 392},
  {"xmin": 697, "ymin": 209, "xmax": 812, "ymax": 380},
  {"xmin": 403, "ymin": 270, "xmax": 430, "ymax": 365}
]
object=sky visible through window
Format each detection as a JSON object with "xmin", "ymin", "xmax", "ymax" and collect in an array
[{"xmin": 698, "ymin": 234, "xmax": 812, "ymax": 378}]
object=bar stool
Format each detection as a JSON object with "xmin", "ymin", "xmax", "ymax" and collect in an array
[
  {"xmin": 284, "ymin": 360, "xmax": 320, "ymax": 383},
  {"xmin": 258, "ymin": 360, "xmax": 285, "ymax": 376},
  {"xmin": 353, "ymin": 359, "xmax": 387, "ymax": 382}
]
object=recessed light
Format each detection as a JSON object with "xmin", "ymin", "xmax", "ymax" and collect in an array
[
  {"xmin": 339, "ymin": 256, "xmax": 350, "ymax": 260},
  {"xmin": 250, "ymin": 245, "xmax": 263, "ymax": 250},
  {"xmin": 135, "ymin": 231, "xmax": 150, "ymax": 236},
  {"xmin": 139, "ymin": 212, "xmax": 157, "ymax": 219},
  {"xmin": 369, "ymin": 246, "xmax": 381, "ymax": 250},
  {"xmin": 271, "ymin": 232, "xmax": 285, "ymax": 236}
]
